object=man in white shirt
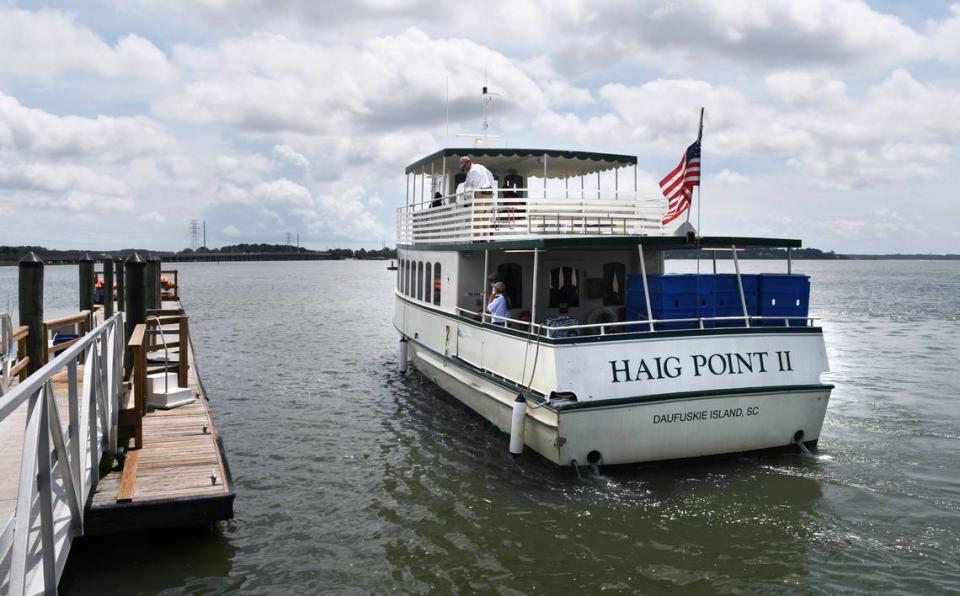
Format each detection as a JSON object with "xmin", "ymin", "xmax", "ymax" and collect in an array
[
  {"xmin": 460, "ymin": 156, "xmax": 496, "ymax": 237},
  {"xmin": 460, "ymin": 157, "xmax": 495, "ymax": 193}
]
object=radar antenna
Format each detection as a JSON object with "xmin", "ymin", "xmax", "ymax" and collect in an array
[{"xmin": 456, "ymin": 84, "xmax": 502, "ymax": 147}]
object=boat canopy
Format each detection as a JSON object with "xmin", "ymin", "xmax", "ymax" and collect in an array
[{"xmin": 404, "ymin": 147, "xmax": 637, "ymax": 177}]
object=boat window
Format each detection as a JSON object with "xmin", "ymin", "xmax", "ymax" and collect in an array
[
  {"xmin": 407, "ymin": 260, "xmax": 413, "ymax": 297},
  {"xmin": 549, "ymin": 266, "xmax": 580, "ymax": 308},
  {"xmin": 425, "ymin": 262, "xmax": 432, "ymax": 302},
  {"xmin": 433, "ymin": 263, "xmax": 441, "ymax": 305},
  {"xmin": 603, "ymin": 262, "xmax": 626, "ymax": 306},
  {"xmin": 404, "ymin": 260, "xmax": 411, "ymax": 296},
  {"xmin": 398, "ymin": 259, "xmax": 403, "ymax": 291},
  {"xmin": 416, "ymin": 261, "xmax": 424, "ymax": 301},
  {"xmin": 496, "ymin": 263, "xmax": 523, "ymax": 309}
]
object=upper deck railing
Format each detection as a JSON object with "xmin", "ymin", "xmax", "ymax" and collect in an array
[{"xmin": 398, "ymin": 188, "xmax": 667, "ymax": 245}]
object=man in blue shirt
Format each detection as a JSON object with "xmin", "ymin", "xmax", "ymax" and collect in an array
[{"xmin": 486, "ymin": 281, "xmax": 510, "ymax": 325}]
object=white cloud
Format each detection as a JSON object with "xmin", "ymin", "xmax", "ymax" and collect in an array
[
  {"xmin": 0, "ymin": 92, "xmax": 175, "ymax": 162},
  {"xmin": 272, "ymin": 145, "xmax": 310, "ymax": 170},
  {"xmin": 765, "ymin": 70, "xmax": 848, "ymax": 107},
  {"xmin": 714, "ymin": 169, "xmax": 750, "ymax": 185},
  {"xmin": 154, "ymin": 28, "xmax": 546, "ymax": 135},
  {"xmin": 139, "ymin": 211, "xmax": 168, "ymax": 225},
  {"xmin": 0, "ymin": 7, "xmax": 175, "ymax": 85},
  {"xmin": 251, "ymin": 179, "xmax": 313, "ymax": 208},
  {"xmin": 928, "ymin": 4, "xmax": 960, "ymax": 63}
]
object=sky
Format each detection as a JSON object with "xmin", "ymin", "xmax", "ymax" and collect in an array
[{"xmin": 1, "ymin": 1, "xmax": 960, "ymax": 253}]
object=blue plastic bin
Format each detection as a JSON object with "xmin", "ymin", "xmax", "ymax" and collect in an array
[
  {"xmin": 710, "ymin": 274, "xmax": 758, "ymax": 327},
  {"xmin": 758, "ymin": 274, "xmax": 810, "ymax": 327},
  {"xmin": 626, "ymin": 274, "xmax": 715, "ymax": 330}
]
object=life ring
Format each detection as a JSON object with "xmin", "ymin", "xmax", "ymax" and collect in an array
[{"xmin": 586, "ymin": 307, "xmax": 618, "ymax": 325}]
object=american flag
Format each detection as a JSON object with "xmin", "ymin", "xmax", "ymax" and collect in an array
[{"xmin": 659, "ymin": 140, "xmax": 701, "ymax": 225}]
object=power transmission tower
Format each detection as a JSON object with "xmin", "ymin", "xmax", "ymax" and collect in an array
[{"xmin": 188, "ymin": 220, "xmax": 201, "ymax": 250}]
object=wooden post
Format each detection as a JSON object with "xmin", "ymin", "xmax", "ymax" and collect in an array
[
  {"xmin": 102, "ymin": 257, "xmax": 114, "ymax": 318},
  {"xmin": 18, "ymin": 252, "xmax": 44, "ymax": 375},
  {"xmin": 145, "ymin": 255, "xmax": 160, "ymax": 311},
  {"xmin": 78, "ymin": 253, "xmax": 95, "ymax": 329},
  {"xmin": 124, "ymin": 253, "xmax": 146, "ymax": 376},
  {"xmin": 114, "ymin": 256, "xmax": 125, "ymax": 313}
]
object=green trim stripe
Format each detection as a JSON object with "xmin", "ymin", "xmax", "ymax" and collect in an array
[{"xmin": 556, "ymin": 384, "xmax": 834, "ymax": 412}]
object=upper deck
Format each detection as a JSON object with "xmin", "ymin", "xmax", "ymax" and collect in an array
[{"xmin": 398, "ymin": 147, "xmax": 669, "ymax": 246}]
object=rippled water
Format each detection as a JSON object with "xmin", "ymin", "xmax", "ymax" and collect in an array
[{"xmin": 2, "ymin": 259, "xmax": 959, "ymax": 594}]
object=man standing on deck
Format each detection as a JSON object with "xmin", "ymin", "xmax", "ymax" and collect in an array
[
  {"xmin": 460, "ymin": 156, "xmax": 496, "ymax": 237},
  {"xmin": 460, "ymin": 156, "xmax": 495, "ymax": 194}
]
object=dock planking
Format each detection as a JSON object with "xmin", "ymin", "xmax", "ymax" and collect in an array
[{"xmin": 85, "ymin": 300, "xmax": 234, "ymax": 534}]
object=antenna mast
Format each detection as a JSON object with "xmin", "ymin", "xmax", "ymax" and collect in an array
[{"xmin": 455, "ymin": 84, "xmax": 501, "ymax": 147}]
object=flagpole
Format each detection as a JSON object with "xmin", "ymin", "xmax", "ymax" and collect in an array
[{"xmin": 685, "ymin": 107, "xmax": 704, "ymax": 227}]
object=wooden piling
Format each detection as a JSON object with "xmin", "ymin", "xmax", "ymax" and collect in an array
[
  {"xmin": 145, "ymin": 255, "xmax": 160, "ymax": 311},
  {"xmin": 115, "ymin": 256, "xmax": 125, "ymax": 313},
  {"xmin": 18, "ymin": 252, "xmax": 44, "ymax": 375},
  {"xmin": 103, "ymin": 257, "xmax": 114, "ymax": 318},
  {"xmin": 79, "ymin": 253, "xmax": 95, "ymax": 329},
  {"xmin": 124, "ymin": 253, "xmax": 146, "ymax": 375}
]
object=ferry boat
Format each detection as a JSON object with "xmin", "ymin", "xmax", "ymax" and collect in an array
[{"xmin": 393, "ymin": 147, "xmax": 831, "ymax": 467}]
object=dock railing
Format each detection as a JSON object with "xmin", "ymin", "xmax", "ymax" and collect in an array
[
  {"xmin": 0, "ymin": 313, "xmax": 123, "ymax": 595},
  {"xmin": 41, "ymin": 311, "xmax": 91, "ymax": 364},
  {"xmin": 398, "ymin": 188, "xmax": 666, "ymax": 244},
  {"xmin": 1, "ymin": 314, "xmax": 31, "ymax": 393}
]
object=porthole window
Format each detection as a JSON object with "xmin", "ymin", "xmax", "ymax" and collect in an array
[
  {"xmin": 425, "ymin": 262, "xmax": 432, "ymax": 302},
  {"xmin": 416, "ymin": 261, "xmax": 424, "ymax": 301}
]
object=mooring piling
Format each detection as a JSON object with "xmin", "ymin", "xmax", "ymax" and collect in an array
[
  {"xmin": 17, "ymin": 252, "xmax": 44, "ymax": 376},
  {"xmin": 115, "ymin": 256, "xmax": 125, "ymax": 313},
  {"xmin": 79, "ymin": 253, "xmax": 95, "ymax": 329},
  {"xmin": 124, "ymin": 253, "xmax": 146, "ymax": 375},
  {"xmin": 102, "ymin": 257, "xmax": 114, "ymax": 318},
  {"xmin": 145, "ymin": 255, "xmax": 161, "ymax": 311}
]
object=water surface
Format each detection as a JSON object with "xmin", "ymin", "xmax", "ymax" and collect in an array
[{"xmin": 2, "ymin": 259, "xmax": 958, "ymax": 593}]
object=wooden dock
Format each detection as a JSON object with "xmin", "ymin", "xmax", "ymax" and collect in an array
[
  {"xmin": 2, "ymin": 260, "xmax": 234, "ymax": 594},
  {"xmin": 85, "ymin": 303, "xmax": 234, "ymax": 533}
]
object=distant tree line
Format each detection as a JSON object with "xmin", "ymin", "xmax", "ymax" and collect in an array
[{"xmin": 176, "ymin": 244, "xmax": 397, "ymax": 259}]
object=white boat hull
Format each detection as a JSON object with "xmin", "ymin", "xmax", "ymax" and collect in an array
[{"xmin": 408, "ymin": 337, "xmax": 830, "ymax": 466}]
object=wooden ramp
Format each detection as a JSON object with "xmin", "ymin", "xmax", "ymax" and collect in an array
[{"xmin": 86, "ymin": 317, "xmax": 233, "ymax": 534}]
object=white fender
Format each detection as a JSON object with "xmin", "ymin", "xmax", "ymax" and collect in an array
[{"xmin": 509, "ymin": 394, "xmax": 526, "ymax": 456}]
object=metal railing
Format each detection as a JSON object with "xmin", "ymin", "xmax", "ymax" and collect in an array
[
  {"xmin": 450, "ymin": 305, "xmax": 814, "ymax": 338},
  {"xmin": 398, "ymin": 188, "xmax": 666, "ymax": 244},
  {"xmin": 0, "ymin": 313, "xmax": 123, "ymax": 595}
]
